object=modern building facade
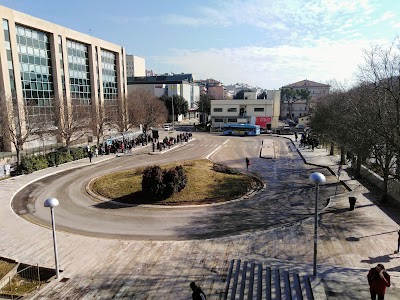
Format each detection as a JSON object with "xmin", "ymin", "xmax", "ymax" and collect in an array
[
  {"xmin": 127, "ymin": 73, "xmax": 200, "ymax": 119},
  {"xmin": 210, "ymin": 90, "xmax": 281, "ymax": 129},
  {"xmin": 280, "ymin": 79, "xmax": 330, "ymax": 121},
  {"xmin": 126, "ymin": 54, "xmax": 145, "ymax": 77},
  {"xmin": 0, "ymin": 6, "xmax": 127, "ymax": 151}
]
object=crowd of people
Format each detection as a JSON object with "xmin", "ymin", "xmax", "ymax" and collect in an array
[
  {"xmin": 153, "ymin": 132, "xmax": 192, "ymax": 152},
  {"xmin": 295, "ymin": 131, "xmax": 319, "ymax": 151},
  {"xmin": 86, "ymin": 131, "xmax": 194, "ymax": 161}
]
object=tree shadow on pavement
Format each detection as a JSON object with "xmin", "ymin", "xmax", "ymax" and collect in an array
[{"xmin": 361, "ymin": 254, "xmax": 393, "ymax": 264}]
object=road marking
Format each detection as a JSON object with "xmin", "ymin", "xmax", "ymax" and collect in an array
[{"xmin": 204, "ymin": 139, "xmax": 230, "ymax": 159}]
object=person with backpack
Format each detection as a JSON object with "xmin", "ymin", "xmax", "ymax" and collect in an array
[{"xmin": 190, "ymin": 282, "xmax": 206, "ymax": 300}]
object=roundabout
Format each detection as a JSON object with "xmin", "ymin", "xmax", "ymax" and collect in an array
[{"xmin": 11, "ymin": 133, "xmax": 343, "ymax": 241}]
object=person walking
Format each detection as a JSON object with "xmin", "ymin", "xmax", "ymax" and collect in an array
[
  {"xmin": 88, "ymin": 150, "xmax": 93, "ymax": 163},
  {"xmin": 190, "ymin": 282, "xmax": 206, "ymax": 300},
  {"xmin": 245, "ymin": 157, "xmax": 250, "ymax": 170},
  {"xmin": 367, "ymin": 264, "xmax": 390, "ymax": 300},
  {"xmin": 294, "ymin": 131, "xmax": 298, "ymax": 142},
  {"xmin": 395, "ymin": 230, "xmax": 400, "ymax": 254}
]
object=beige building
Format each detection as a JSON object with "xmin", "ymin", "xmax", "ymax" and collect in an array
[
  {"xmin": 0, "ymin": 6, "xmax": 127, "ymax": 151},
  {"xmin": 210, "ymin": 90, "xmax": 281, "ymax": 129},
  {"xmin": 126, "ymin": 54, "xmax": 145, "ymax": 77},
  {"xmin": 281, "ymin": 79, "xmax": 330, "ymax": 120},
  {"xmin": 196, "ymin": 79, "xmax": 225, "ymax": 99}
]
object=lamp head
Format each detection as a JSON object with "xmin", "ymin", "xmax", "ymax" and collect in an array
[
  {"xmin": 44, "ymin": 197, "xmax": 59, "ymax": 208},
  {"xmin": 309, "ymin": 172, "xmax": 326, "ymax": 184}
]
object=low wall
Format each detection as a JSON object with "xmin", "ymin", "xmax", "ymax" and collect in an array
[{"xmin": 360, "ymin": 165, "xmax": 400, "ymax": 204}]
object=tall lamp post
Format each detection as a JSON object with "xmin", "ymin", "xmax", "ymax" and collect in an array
[
  {"xmin": 44, "ymin": 197, "xmax": 60, "ymax": 279},
  {"xmin": 309, "ymin": 172, "xmax": 326, "ymax": 276},
  {"xmin": 172, "ymin": 94, "xmax": 175, "ymax": 130}
]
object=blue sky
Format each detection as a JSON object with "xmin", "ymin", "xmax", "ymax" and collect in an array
[{"xmin": 1, "ymin": 0, "xmax": 400, "ymax": 89}]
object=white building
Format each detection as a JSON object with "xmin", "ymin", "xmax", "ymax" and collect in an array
[
  {"xmin": 210, "ymin": 90, "xmax": 281, "ymax": 129},
  {"xmin": 127, "ymin": 74, "xmax": 200, "ymax": 120},
  {"xmin": 125, "ymin": 55, "xmax": 145, "ymax": 77}
]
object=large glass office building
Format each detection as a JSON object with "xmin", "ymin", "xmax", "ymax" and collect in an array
[{"xmin": 0, "ymin": 6, "xmax": 127, "ymax": 151}]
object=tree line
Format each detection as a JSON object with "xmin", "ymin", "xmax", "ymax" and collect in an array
[
  {"xmin": 310, "ymin": 39, "xmax": 400, "ymax": 202},
  {"xmin": 0, "ymin": 88, "xmax": 193, "ymax": 173}
]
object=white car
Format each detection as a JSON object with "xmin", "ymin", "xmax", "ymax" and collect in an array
[{"xmin": 163, "ymin": 124, "xmax": 172, "ymax": 131}]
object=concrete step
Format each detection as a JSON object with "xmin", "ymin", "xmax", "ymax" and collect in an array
[{"xmin": 224, "ymin": 259, "xmax": 327, "ymax": 300}]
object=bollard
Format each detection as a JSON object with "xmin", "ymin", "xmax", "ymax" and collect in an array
[{"xmin": 349, "ymin": 196, "xmax": 357, "ymax": 211}]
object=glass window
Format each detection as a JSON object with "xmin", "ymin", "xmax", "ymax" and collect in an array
[
  {"xmin": 227, "ymin": 118, "xmax": 237, "ymax": 122},
  {"xmin": 227, "ymin": 108, "xmax": 237, "ymax": 112},
  {"xmin": 213, "ymin": 108, "xmax": 223, "ymax": 112},
  {"xmin": 3, "ymin": 19, "xmax": 9, "ymax": 30},
  {"xmin": 254, "ymin": 108, "xmax": 264, "ymax": 112}
]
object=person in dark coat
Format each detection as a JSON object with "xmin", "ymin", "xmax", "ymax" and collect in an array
[
  {"xmin": 190, "ymin": 282, "xmax": 206, "ymax": 300},
  {"xmin": 367, "ymin": 264, "xmax": 390, "ymax": 300},
  {"xmin": 395, "ymin": 230, "xmax": 400, "ymax": 254},
  {"xmin": 245, "ymin": 157, "xmax": 250, "ymax": 170}
]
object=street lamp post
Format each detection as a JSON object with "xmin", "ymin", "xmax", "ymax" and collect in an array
[
  {"xmin": 309, "ymin": 172, "xmax": 326, "ymax": 276},
  {"xmin": 172, "ymin": 94, "xmax": 175, "ymax": 130},
  {"xmin": 44, "ymin": 197, "xmax": 60, "ymax": 279}
]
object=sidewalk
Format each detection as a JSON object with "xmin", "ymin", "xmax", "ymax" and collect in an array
[{"xmin": 288, "ymin": 134, "xmax": 400, "ymax": 299}]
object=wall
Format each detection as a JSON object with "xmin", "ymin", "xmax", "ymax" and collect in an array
[{"xmin": 360, "ymin": 165, "xmax": 400, "ymax": 204}]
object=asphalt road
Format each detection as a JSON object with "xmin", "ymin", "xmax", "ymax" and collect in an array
[{"xmin": 12, "ymin": 132, "xmax": 345, "ymax": 241}]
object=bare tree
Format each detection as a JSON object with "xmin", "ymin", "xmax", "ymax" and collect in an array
[
  {"xmin": 90, "ymin": 104, "xmax": 108, "ymax": 147},
  {"xmin": 55, "ymin": 97, "xmax": 92, "ymax": 152},
  {"xmin": 126, "ymin": 88, "xmax": 168, "ymax": 133},
  {"xmin": 3, "ymin": 94, "xmax": 38, "ymax": 173}
]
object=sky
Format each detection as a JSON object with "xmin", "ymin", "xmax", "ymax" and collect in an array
[{"xmin": 1, "ymin": 0, "xmax": 400, "ymax": 89}]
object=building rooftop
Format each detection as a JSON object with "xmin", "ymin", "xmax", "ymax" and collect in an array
[
  {"xmin": 282, "ymin": 79, "xmax": 330, "ymax": 88},
  {"xmin": 127, "ymin": 73, "xmax": 194, "ymax": 84}
]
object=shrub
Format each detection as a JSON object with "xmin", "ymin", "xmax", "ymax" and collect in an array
[
  {"xmin": 57, "ymin": 152, "xmax": 73, "ymax": 164},
  {"xmin": 34, "ymin": 154, "xmax": 49, "ymax": 170},
  {"xmin": 212, "ymin": 163, "xmax": 238, "ymax": 174},
  {"xmin": 21, "ymin": 156, "xmax": 35, "ymax": 174},
  {"xmin": 142, "ymin": 165, "xmax": 187, "ymax": 200},
  {"xmin": 20, "ymin": 155, "xmax": 49, "ymax": 174},
  {"xmin": 142, "ymin": 165, "xmax": 165, "ymax": 200},
  {"xmin": 46, "ymin": 152, "xmax": 56, "ymax": 167},
  {"xmin": 70, "ymin": 147, "xmax": 86, "ymax": 160}
]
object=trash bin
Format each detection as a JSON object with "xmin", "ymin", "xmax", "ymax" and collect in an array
[{"xmin": 349, "ymin": 196, "xmax": 357, "ymax": 211}]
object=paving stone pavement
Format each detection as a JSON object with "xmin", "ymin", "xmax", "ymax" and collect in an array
[{"xmin": 1, "ymin": 135, "xmax": 400, "ymax": 299}]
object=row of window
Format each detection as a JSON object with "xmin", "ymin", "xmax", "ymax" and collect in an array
[
  {"xmin": 213, "ymin": 107, "xmax": 265, "ymax": 112},
  {"xmin": 214, "ymin": 118, "xmax": 237, "ymax": 123}
]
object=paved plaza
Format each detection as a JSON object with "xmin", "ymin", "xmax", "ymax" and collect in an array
[{"xmin": 0, "ymin": 134, "xmax": 400, "ymax": 299}]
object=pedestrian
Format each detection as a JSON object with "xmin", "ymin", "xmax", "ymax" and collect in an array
[
  {"xmin": 88, "ymin": 150, "xmax": 93, "ymax": 163},
  {"xmin": 190, "ymin": 282, "xmax": 206, "ymax": 300},
  {"xmin": 95, "ymin": 147, "xmax": 98, "ymax": 157},
  {"xmin": 395, "ymin": 230, "xmax": 400, "ymax": 254},
  {"xmin": 367, "ymin": 264, "xmax": 390, "ymax": 300},
  {"xmin": 245, "ymin": 157, "xmax": 250, "ymax": 170},
  {"xmin": 294, "ymin": 131, "xmax": 298, "ymax": 142}
]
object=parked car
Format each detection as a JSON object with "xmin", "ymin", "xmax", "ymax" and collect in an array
[
  {"xmin": 296, "ymin": 124, "xmax": 305, "ymax": 130},
  {"xmin": 163, "ymin": 123, "xmax": 172, "ymax": 131}
]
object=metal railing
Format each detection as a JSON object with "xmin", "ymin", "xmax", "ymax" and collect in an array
[{"xmin": 0, "ymin": 264, "xmax": 41, "ymax": 299}]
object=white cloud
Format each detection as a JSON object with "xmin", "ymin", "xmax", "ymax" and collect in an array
[{"xmin": 150, "ymin": 39, "xmax": 381, "ymax": 88}]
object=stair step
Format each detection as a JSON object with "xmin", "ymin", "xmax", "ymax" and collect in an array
[{"xmin": 224, "ymin": 259, "xmax": 327, "ymax": 300}]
